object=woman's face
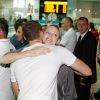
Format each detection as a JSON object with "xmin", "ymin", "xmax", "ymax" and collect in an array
[{"xmin": 42, "ymin": 26, "xmax": 60, "ymax": 45}]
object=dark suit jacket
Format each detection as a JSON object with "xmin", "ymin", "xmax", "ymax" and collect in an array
[{"xmin": 74, "ymin": 31, "xmax": 97, "ymax": 84}]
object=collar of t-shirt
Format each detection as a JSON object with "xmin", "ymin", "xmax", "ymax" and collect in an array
[
  {"xmin": 64, "ymin": 27, "xmax": 73, "ymax": 33},
  {"xmin": 22, "ymin": 43, "xmax": 44, "ymax": 52},
  {"xmin": 0, "ymin": 38, "xmax": 9, "ymax": 42}
]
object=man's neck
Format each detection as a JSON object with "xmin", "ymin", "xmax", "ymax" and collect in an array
[
  {"xmin": 64, "ymin": 27, "xmax": 72, "ymax": 32},
  {"xmin": 0, "ymin": 37, "xmax": 7, "ymax": 39},
  {"xmin": 29, "ymin": 39, "xmax": 42, "ymax": 45}
]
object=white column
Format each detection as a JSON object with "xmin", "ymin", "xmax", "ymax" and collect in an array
[{"xmin": 32, "ymin": 0, "xmax": 40, "ymax": 20}]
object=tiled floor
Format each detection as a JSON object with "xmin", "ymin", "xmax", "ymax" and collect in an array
[{"xmin": 91, "ymin": 62, "xmax": 100, "ymax": 93}]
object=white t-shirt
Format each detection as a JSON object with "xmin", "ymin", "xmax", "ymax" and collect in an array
[
  {"xmin": 0, "ymin": 39, "xmax": 15, "ymax": 100},
  {"xmin": 11, "ymin": 43, "xmax": 76, "ymax": 100},
  {"xmin": 60, "ymin": 28, "xmax": 77, "ymax": 52}
]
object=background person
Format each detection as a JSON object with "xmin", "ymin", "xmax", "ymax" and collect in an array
[
  {"xmin": 58, "ymin": 17, "xmax": 77, "ymax": 100},
  {"xmin": 60, "ymin": 17, "xmax": 77, "ymax": 52},
  {"xmin": 10, "ymin": 19, "xmax": 28, "ymax": 50},
  {"xmin": 74, "ymin": 17, "xmax": 97, "ymax": 100},
  {"xmin": 0, "ymin": 18, "xmax": 15, "ymax": 100},
  {"xmin": 89, "ymin": 22, "xmax": 99, "ymax": 41}
]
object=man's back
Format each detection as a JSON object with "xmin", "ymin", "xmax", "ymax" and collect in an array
[
  {"xmin": 0, "ymin": 39, "xmax": 15, "ymax": 100},
  {"xmin": 11, "ymin": 43, "xmax": 76, "ymax": 100}
]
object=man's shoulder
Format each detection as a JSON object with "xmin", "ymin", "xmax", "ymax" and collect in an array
[
  {"xmin": 10, "ymin": 34, "xmax": 17, "ymax": 40},
  {"xmin": 69, "ymin": 28, "xmax": 75, "ymax": 33},
  {"xmin": 47, "ymin": 45, "xmax": 67, "ymax": 53},
  {"xmin": 8, "ymin": 41, "xmax": 16, "ymax": 51},
  {"xmin": 87, "ymin": 31, "xmax": 97, "ymax": 40},
  {"xmin": 64, "ymin": 28, "xmax": 76, "ymax": 36},
  {"xmin": 44, "ymin": 44, "xmax": 62, "ymax": 49}
]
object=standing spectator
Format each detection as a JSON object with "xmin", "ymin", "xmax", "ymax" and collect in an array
[
  {"xmin": 74, "ymin": 17, "xmax": 97, "ymax": 100},
  {"xmin": 89, "ymin": 22, "xmax": 99, "ymax": 41},
  {"xmin": 0, "ymin": 18, "xmax": 15, "ymax": 100},
  {"xmin": 57, "ymin": 17, "xmax": 77, "ymax": 100},
  {"xmin": 60, "ymin": 17, "xmax": 77, "ymax": 52},
  {"xmin": 10, "ymin": 19, "xmax": 28, "ymax": 50}
]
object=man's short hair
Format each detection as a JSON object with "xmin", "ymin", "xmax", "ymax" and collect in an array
[
  {"xmin": 14, "ymin": 19, "xmax": 27, "ymax": 32},
  {"xmin": 61, "ymin": 17, "xmax": 73, "ymax": 27},
  {"xmin": 0, "ymin": 18, "xmax": 8, "ymax": 37},
  {"xmin": 66, "ymin": 17, "xmax": 73, "ymax": 23},
  {"xmin": 62, "ymin": 17, "xmax": 73, "ymax": 24},
  {"xmin": 23, "ymin": 20, "xmax": 42, "ymax": 41},
  {"xmin": 78, "ymin": 17, "xmax": 88, "ymax": 24}
]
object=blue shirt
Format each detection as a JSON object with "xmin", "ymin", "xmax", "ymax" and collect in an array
[{"xmin": 10, "ymin": 34, "xmax": 28, "ymax": 50}]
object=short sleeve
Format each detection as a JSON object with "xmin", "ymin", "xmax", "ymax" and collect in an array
[{"xmin": 57, "ymin": 46, "xmax": 76, "ymax": 66}]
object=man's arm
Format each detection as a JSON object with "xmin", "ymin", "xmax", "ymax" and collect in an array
[
  {"xmin": 70, "ymin": 58, "xmax": 92, "ymax": 76},
  {"xmin": 11, "ymin": 82, "xmax": 19, "ymax": 96},
  {"xmin": 0, "ymin": 46, "xmax": 50, "ymax": 64}
]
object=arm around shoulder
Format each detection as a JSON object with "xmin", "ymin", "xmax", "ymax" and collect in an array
[
  {"xmin": 0, "ymin": 46, "xmax": 50, "ymax": 64},
  {"xmin": 11, "ymin": 82, "xmax": 19, "ymax": 96},
  {"xmin": 70, "ymin": 58, "xmax": 92, "ymax": 76}
]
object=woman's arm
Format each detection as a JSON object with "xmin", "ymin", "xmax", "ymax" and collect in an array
[{"xmin": 12, "ymin": 82, "xmax": 19, "ymax": 97}]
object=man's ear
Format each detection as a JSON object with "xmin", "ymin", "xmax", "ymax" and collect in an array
[
  {"xmin": 0, "ymin": 30, "xmax": 5, "ymax": 38},
  {"xmin": 40, "ymin": 31, "xmax": 44, "ymax": 39},
  {"xmin": 0, "ymin": 30, "xmax": 3, "ymax": 34}
]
